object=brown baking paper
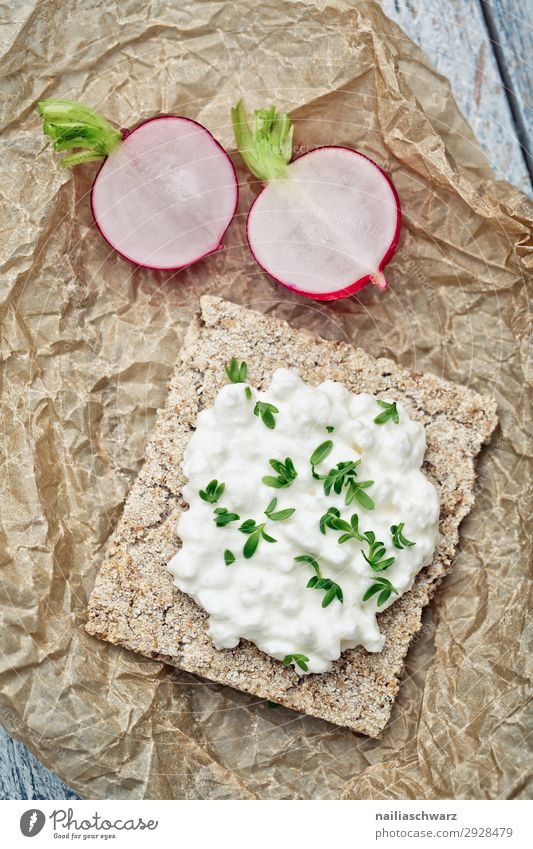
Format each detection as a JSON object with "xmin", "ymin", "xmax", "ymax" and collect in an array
[{"xmin": 1, "ymin": 0, "xmax": 531, "ymax": 800}]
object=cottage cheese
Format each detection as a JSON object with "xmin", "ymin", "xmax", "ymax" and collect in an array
[{"xmin": 168, "ymin": 369, "xmax": 439, "ymax": 674}]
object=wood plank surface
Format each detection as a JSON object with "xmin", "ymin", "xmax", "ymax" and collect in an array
[
  {"xmin": 480, "ymin": 0, "xmax": 533, "ymax": 181},
  {"xmin": 382, "ymin": 0, "xmax": 532, "ymax": 194},
  {"xmin": 0, "ymin": 726, "xmax": 79, "ymax": 800}
]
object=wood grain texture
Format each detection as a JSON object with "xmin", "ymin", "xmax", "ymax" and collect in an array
[
  {"xmin": 480, "ymin": 0, "xmax": 533, "ymax": 180},
  {"xmin": 0, "ymin": 726, "xmax": 79, "ymax": 801},
  {"xmin": 381, "ymin": 0, "xmax": 532, "ymax": 194}
]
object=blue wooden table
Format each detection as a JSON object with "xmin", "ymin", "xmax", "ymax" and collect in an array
[{"xmin": 2, "ymin": 0, "xmax": 531, "ymax": 801}]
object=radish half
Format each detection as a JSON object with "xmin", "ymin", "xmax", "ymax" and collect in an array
[
  {"xmin": 38, "ymin": 100, "xmax": 238, "ymax": 270},
  {"xmin": 232, "ymin": 102, "xmax": 401, "ymax": 300}
]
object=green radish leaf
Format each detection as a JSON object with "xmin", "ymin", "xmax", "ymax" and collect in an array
[
  {"xmin": 37, "ymin": 99, "xmax": 122, "ymax": 167},
  {"xmin": 224, "ymin": 549, "xmax": 235, "ymax": 566},
  {"xmin": 232, "ymin": 100, "xmax": 293, "ymax": 182}
]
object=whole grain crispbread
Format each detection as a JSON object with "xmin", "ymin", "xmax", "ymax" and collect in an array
[{"xmin": 86, "ymin": 296, "xmax": 497, "ymax": 736}]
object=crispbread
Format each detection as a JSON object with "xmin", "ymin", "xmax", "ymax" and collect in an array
[{"xmin": 86, "ymin": 296, "xmax": 497, "ymax": 736}]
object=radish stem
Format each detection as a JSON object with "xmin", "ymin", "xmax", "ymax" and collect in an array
[
  {"xmin": 231, "ymin": 100, "xmax": 293, "ymax": 182},
  {"xmin": 37, "ymin": 99, "xmax": 122, "ymax": 167}
]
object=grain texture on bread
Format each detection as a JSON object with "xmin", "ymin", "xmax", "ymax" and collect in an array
[{"xmin": 86, "ymin": 297, "xmax": 497, "ymax": 736}]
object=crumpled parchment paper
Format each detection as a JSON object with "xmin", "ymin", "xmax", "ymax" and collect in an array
[{"xmin": 1, "ymin": 0, "xmax": 531, "ymax": 800}]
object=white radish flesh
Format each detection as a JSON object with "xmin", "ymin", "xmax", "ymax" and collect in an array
[
  {"xmin": 91, "ymin": 117, "xmax": 238, "ymax": 269},
  {"xmin": 38, "ymin": 101, "xmax": 238, "ymax": 271},
  {"xmin": 247, "ymin": 147, "xmax": 400, "ymax": 297},
  {"xmin": 232, "ymin": 102, "xmax": 401, "ymax": 300}
]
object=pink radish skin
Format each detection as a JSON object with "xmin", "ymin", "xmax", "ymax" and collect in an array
[
  {"xmin": 232, "ymin": 103, "xmax": 401, "ymax": 301},
  {"xmin": 90, "ymin": 116, "xmax": 238, "ymax": 270},
  {"xmin": 38, "ymin": 101, "xmax": 238, "ymax": 271},
  {"xmin": 247, "ymin": 147, "xmax": 401, "ymax": 300}
]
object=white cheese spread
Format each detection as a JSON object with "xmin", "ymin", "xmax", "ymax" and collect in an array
[{"xmin": 168, "ymin": 368, "xmax": 439, "ymax": 674}]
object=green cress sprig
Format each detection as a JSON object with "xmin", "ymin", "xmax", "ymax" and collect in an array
[
  {"xmin": 282, "ymin": 653, "xmax": 309, "ymax": 672},
  {"xmin": 310, "ymin": 453, "xmax": 376, "ymax": 509},
  {"xmin": 322, "ymin": 460, "xmax": 360, "ymax": 495},
  {"xmin": 224, "ymin": 549, "xmax": 236, "ymax": 566},
  {"xmin": 294, "ymin": 554, "xmax": 344, "ymax": 607},
  {"xmin": 264, "ymin": 498, "xmax": 296, "ymax": 522},
  {"xmin": 224, "ymin": 357, "xmax": 248, "ymax": 383},
  {"xmin": 345, "ymin": 478, "xmax": 375, "ymax": 510},
  {"xmin": 254, "ymin": 401, "xmax": 279, "ymax": 429},
  {"xmin": 362, "ymin": 576, "xmax": 398, "ymax": 607},
  {"xmin": 262, "ymin": 457, "xmax": 297, "ymax": 488},
  {"xmin": 213, "ymin": 507, "xmax": 240, "ymax": 527},
  {"xmin": 199, "ymin": 479, "xmax": 225, "ymax": 504},
  {"xmin": 217, "ymin": 498, "xmax": 293, "ymax": 561},
  {"xmin": 328, "ymin": 512, "xmax": 364, "ymax": 544},
  {"xmin": 374, "ymin": 399, "xmax": 399, "ymax": 425},
  {"xmin": 309, "ymin": 440, "xmax": 333, "ymax": 478},
  {"xmin": 361, "ymin": 531, "xmax": 395, "ymax": 572},
  {"xmin": 319, "ymin": 506, "xmax": 341, "ymax": 535},
  {"xmin": 239, "ymin": 519, "xmax": 277, "ymax": 558},
  {"xmin": 321, "ymin": 460, "xmax": 375, "ymax": 509},
  {"xmin": 391, "ymin": 522, "xmax": 415, "ymax": 549}
]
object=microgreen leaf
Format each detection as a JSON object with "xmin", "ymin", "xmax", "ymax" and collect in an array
[
  {"xmin": 264, "ymin": 497, "xmax": 296, "ymax": 522},
  {"xmin": 322, "ymin": 460, "xmax": 360, "ymax": 496},
  {"xmin": 362, "ymin": 576, "xmax": 398, "ymax": 606},
  {"xmin": 239, "ymin": 519, "xmax": 277, "ymax": 557},
  {"xmin": 374, "ymin": 399, "xmax": 400, "ymax": 425},
  {"xmin": 294, "ymin": 554, "xmax": 322, "ymax": 578},
  {"xmin": 199, "ymin": 479, "xmax": 225, "ymax": 504},
  {"xmin": 345, "ymin": 479, "xmax": 375, "ymax": 510},
  {"xmin": 295, "ymin": 554, "xmax": 343, "ymax": 607},
  {"xmin": 262, "ymin": 457, "xmax": 297, "ymax": 488},
  {"xmin": 254, "ymin": 401, "xmax": 279, "ymax": 429},
  {"xmin": 282, "ymin": 653, "xmax": 309, "ymax": 672},
  {"xmin": 224, "ymin": 549, "xmax": 236, "ymax": 566},
  {"xmin": 213, "ymin": 507, "xmax": 240, "ymax": 527},
  {"xmin": 262, "ymin": 529, "xmax": 277, "ymax": 543},
  {"xmin": 390, "ymin": 522, "xmax": 416, "ymax": 549},
  {"xmin": 330, "ymin": 511, "xmax": 364, "ymax": 543},
  {"xmin": 325, "ymin": 425, "xmax": 335, "ymax": 433},
  {"xmin": 310, "ymin": 440, "xmax": 333, "ymax": 466},
  {"xmin": 224, "ymin": 357, "xmax": 248, "ymax": 383},
  {"xmin": 245, "ymin": 386, "xmax": 253, "ymax": 400},
  {"xmin": 362, "ymin": 531, "xmax": 395, "ymax": 572},
  {"xmin": 319, "ymin": 506, "xmax": 341, "ymax": 535},
  {"xmin": 243, "ymin": 530, "xmax": 261, "ymax": 558}
]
